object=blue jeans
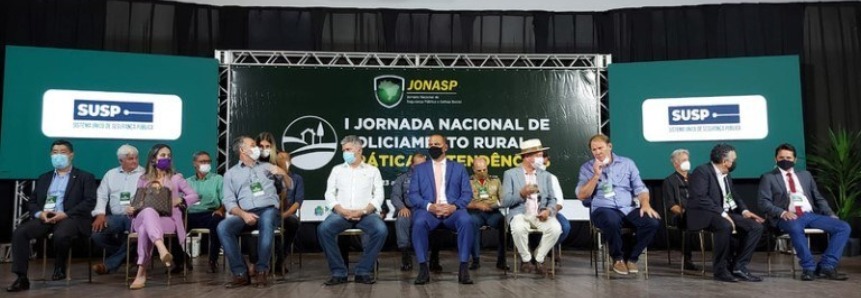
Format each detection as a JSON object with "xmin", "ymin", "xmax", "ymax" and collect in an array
[
  {"xmin": 90, "ymin": 215, "xmax": 132, "ymax": 272},
  {"xmin": 777, "ymin": 213, "xmax": 851, "ymax": 270},
  {"xmin": 556, "ymin": 213, "xmax": 571, "ymax": 246},
  {"xmin": 317, "ymin": 214, "xmax": 388, "ymax": 277},
  {"xmin": 469, "ymin": 210, "xmax": 505, "ymax": 262},
  {"xmin": 217, "ymin": 207, "xmax": 279, "ymax": 276}
]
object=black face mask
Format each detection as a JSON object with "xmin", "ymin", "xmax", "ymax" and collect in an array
[
  {"xmin": 727, "ymin": 162, "xmax": 737, "ymax": 173},
  {"xmin": 777, "ymin": 160, "xmax": 795, "ymax": 171},
  {"xmin": 428, "ymin": 146, "xmax": 444, "ymax": 160}
]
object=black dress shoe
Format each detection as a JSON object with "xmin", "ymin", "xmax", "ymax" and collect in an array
[
  {"xmin": 714, "ymin": 272, "xmax": 739, "ymax": 282},
  {"xmin": 683, "ymin": 261, "xmax": 701, "ymax": 271},
  {"xmin": 354, "ymin": 275, "xmax": 375, "ymax": 284},
  {"xmin": 207, "ymin": 261, "xmax": 219, "ymax": 274},
  {"xmin": 458, "ymin": 263, "xmax": 473, "ymax": 285},
  {"xmin": 52, "ymin": 267, "xmax": 67, "ymax": 281},
  {"xmin": 6, "ymin": 277, "xmax": 29, "ymax": 292},
  {"xmin": 496, "ymin": 262, "xmax": 510, "ymax": 271},
  {"xmin": 801, "ymin": 270, "xmax": 816, "ymax": 281},
  {"xmin": 415, "ymin": 263, "xmax": 430, "ymax": 285},
  {"xmin": 401, "ymin": 251, "xmax": 413, "ymax": 271},
  {"xmin": 816, "ymin": 267, "xmax": 848, "ymax": 281},
  {"xmin": 429, "ymin": 260, "xmax": 443, "ymax": 273},
  {"xmin": 732, "ymin": 270, "xmax": 763, "ymax": 282},
  {"xmin": 323, "ymin": 276, "xmax": 348, "ymax": 286},
  {"xmin": 469, "ymin": 261, "xmax": 480, "ymax": 270}
]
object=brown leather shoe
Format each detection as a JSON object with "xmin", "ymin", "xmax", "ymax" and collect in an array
[
  {"xmin": 247, "ymin": 264, "xmax": 258, "ymax": 278},
  {"xmin": 535, "ymin": 262, "xmax": 546, "ymax": 275},
  {"xmin": 255, "ymin": 272, "xmax": 269, "ymax": 287},
  {"xmin": 92, "ymin": 263, "xmax": 109, "ymax": 275},
  {"xmin": 225, "ymin": 274, "xmax": 250, "ymax": 288},
  {"xmin": 520, "ymin": 261, "xmax": 535, "ymax": 274},
  {"xmin": 626, "ymin": 261, "xmax": 639, "ymax": 274},
  {"xmin": 613, "ymin": 261, "xmax": 629, "ymax": 275}
]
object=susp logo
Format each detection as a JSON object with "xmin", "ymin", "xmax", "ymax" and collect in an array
[
  {"xmin": 74, "ymin": 100, "xmax": 154, "ymax": 122},
  {"xmin": 642, "ymin": 95, "xmax": 768, "ymax": 142},
  {"xmin": 43, "ymin": 89, "xmax": 182, "ymax": 140},
  {"xmin": 668, "ymin": 105, "xmax": 740, "ymax": 125}
]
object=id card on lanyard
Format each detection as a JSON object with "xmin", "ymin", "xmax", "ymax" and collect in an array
[
  {"xmin": 600, "ymin": 166, "xmax": 616, "ymax": 199},
  {"xmin": 249, "ymin": 167, "xmax": 265, "ymax": 197}
]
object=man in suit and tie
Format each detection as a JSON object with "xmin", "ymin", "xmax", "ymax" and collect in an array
[
  {"xmin": 757, "ymin": 143, "xmax": 850, "ymax": 281},
  {"xmin": 688, "ymin": 143, "xmax": 766, "ymax": 282},
  {"xmin": 501, "ymin": 139, "xmax": 562, "ymax": 275},
  {"xmin": 410, "ymin": 133, "xmax": 474, "ymax": 285},
  {"xmin": 7, "ymin": 140, "xmax": 98, "ymax": 292}
]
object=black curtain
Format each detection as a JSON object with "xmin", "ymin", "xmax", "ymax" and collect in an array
[{"xmin": 2, "ymin": 0, "xmax": 860, "ymax": 249}]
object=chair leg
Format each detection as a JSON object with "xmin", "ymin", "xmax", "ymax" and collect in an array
[
  {"xmin": 42, "ymin": 238, "xmax": 47, "ymax": 282},
  {"xmin": 126, "ymin": 236, "xmax": 132, "ymax": 287},
  {"xmin": 680, "ymin": 232, "xmax": 686, "ymax": 276},
  {"xmin": 701, "ymin": 232, "xmax": 708, "ymax": 278},
  {"xmin": 644, "ymin": 248, "xmax": 649, "ymax": 280},
  {"xmin": 167, "ymin": 237, "xmax": 172, "ymax": 286},
  {"xmin": 88, "ymin": 238, "xmax": 93, "ymax": 283}
]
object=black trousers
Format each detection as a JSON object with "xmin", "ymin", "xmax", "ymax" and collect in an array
[
  {"xmin": 11, "ymin": 218, "xmax": 91, "ymax": 276},
  {"xmin": 700, "ymin": 212, "xmax": 763, "ymax": 273}
]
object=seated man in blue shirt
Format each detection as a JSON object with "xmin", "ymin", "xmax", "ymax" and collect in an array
[
  {"xmin": 576, "ymin": 134, "xmax": 660, "ymax": 275},
  {"xmin": 218, "ymin": 136, "xmax": 288, "ymax": 288}
]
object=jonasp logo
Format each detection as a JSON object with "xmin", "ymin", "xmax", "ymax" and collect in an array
[
  {"xmin": 74, "ymin": 100, "xmax": 154, "ymax": 123},
  {"xmin": 374, "ymin": 75, "xmax": 405, "ymax": 108},
  {"xmin": 668, "ymin": 105, "xmax": 740, "ymax": 125}
]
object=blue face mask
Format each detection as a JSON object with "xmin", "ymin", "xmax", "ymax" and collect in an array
[
  {"xmin": 343, "ymin": 151, "xmax": 356, "ymax": 164},
  {"xmin": 51, "ymin": 154, "xmax": 69, "ymax": 169}
]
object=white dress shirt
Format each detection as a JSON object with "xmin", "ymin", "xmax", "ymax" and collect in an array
[
  {"xmin": 430, "ymin": 159, "xmax": 448, "ymax": 208},
  {"xmin": 325, "ymin": 162, "xmax": 384, "ymax": 212}
]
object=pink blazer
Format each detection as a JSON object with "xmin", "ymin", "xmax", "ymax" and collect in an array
[{"xmin": 136, "ymin": 173, "xmax": 199, "ymax": 244}]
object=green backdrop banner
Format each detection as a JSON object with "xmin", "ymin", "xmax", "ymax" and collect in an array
[
  {"xmin": 609, "ymin": 56, "xmax": 806, "ymax": 180},
  {"xmin": 229, "ymin": 67, "xmax": 600, "ymax": 200},
  {"xmin": 1, "ymin": 46, "xmax": 219, "ymax": 179}
]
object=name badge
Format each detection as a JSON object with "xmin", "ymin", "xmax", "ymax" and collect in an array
[
  {"xmin": 250, "ymin": 181, "xmax": 265, "ymax": 197},
  {"xmin": 119, "ymin": 192, "xmax": 131, "ymax": 206},
  {"xmin": 44, "ymin": 196, "xmax": 58, "ymax": 211},
  {"xmin": 479, "ymin": 187, "xmax": 489, "ymax": 199},
  {"xmin": 725, "ymin": 194, "xmax": 738, "ymax": 210},
  {"xmin": 601, "ymin": 182, "xmax": 615, "ymax": 199}
]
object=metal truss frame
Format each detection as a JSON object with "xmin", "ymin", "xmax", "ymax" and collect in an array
[{"xmin": 215, "ymin": 50, "xmax": 611, "ymax": 171}]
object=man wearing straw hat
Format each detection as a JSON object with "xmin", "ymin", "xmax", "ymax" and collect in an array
[{"xmin": 501, "ymin": 139, "xmax": 562, "ymax": 275}]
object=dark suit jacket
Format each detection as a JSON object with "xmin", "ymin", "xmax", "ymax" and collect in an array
[
  {"xmin": 28, "ymin": 167, "xmax": 98, "ymax": 219},
  {"xmin": 757, "ymin": 168, "xmax": 835, "ymax": 227},
  {"xmin": 408, "ymin": 159, "xmax": 472, "ymax": 211},
  {"xmin": 686, "ymin": 163, "xmax": 749, "ymax": 230}
]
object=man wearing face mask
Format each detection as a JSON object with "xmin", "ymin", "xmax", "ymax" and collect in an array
[
  {"xmin": 410, "ymin": 134, "xmax": 475, "ymax": 285},
  {"xmin": 467, "ymin": 156, "xmax": 508, "ymax": 271},
  {"xmin": 688, "ymin": 143, "xmax": 766, "ymax": 282},
  {"xmin": 502, "ymin": 139, "xmax": 561, "ymax": 275},
  {"xmin": 90, "ymin": 144, "xmax": 144, "ymax": 276},
  {"xmin": 218, "ymin": 136, "xmax": 287, "ymax": 288},
  {"xmin": 318, "ymin": 135, "xmax": 386, "ymax": 285},
  {"xmin": 576, "ymin": 134, "xmax": 660, "ymax": 275},
  {"xmin": 391, "ymin": 153, "xmax": 427, "ymax": 271},
  {"xmin": 758, "ymin": 143, "xmax": 850, "ymax": 281},
  {"xmin": 661, "ymin": 149, "xmax": 700, "ymax": 271},
  {"xmin": 186, "ymin": 151, "xmax": 225, "ymax": 273},
  {"xmin": 7, "ymin": 140, "xmax": 97, "ymax": 292}
]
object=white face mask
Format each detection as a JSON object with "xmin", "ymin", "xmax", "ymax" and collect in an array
[
  {"xmin": 198, "ymin": 164, "xmax": 211, "ymax": 174},
  {"xmin": 680, "ymin": 161, "xmax": 691, "ymax": 172},
  {"xmin": 533, "ymin": 157, "xmax": 545, "ymax": 170},
  {"xmin": 248, "ymin": 146, "xmax": 261, "ymax": 160},
  {"xmin": 261, "ymin": 149, "xmax": 271, "ymax": 158},
  {"xmin": 598, "ymin": 156, "xmax": 611, "ymax": 165}
]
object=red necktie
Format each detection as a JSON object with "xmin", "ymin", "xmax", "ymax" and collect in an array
[{"xmin": 787, "ymin": 172, "xmax": 803, "ymax": 216}]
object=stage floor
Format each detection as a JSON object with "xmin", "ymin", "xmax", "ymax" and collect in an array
[{"xmin": 1, "ymin": 250, "xmax": 859, "ymax": 298}]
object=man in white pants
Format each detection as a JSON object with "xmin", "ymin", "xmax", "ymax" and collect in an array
[{"xmin": 501, "ymin": 139, "xmax": 562, "ymax": 275}]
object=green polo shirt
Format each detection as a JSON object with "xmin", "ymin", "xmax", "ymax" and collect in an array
[{"xmin": 187, "ymin": 172, "xmax": 224, "ymax": 214}]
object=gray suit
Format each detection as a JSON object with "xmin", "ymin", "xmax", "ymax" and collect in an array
[
  {"xmin": 500, "ymin": 166, "xmax": 561, "ymax": 264},
  {"xmin": 501, "ymin": 167, "xmax": 558, "ymax": 222},
  {"xmin": 391, "ymin": 171, "xmax": 414, "ymax": 249}
]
